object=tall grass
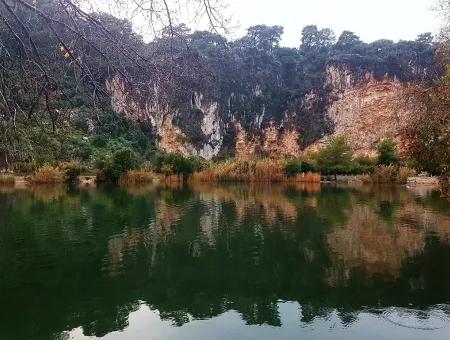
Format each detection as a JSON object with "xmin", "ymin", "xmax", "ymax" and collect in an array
[
  {"xmin": 0, "ymin": 174, "xmax": 15, "ymax": 185},
  {"xmin": 371, "ymin": 165, "xmax": 416, "ymax": 184},
  {"xmin": 28, "ymin": 165, "xmax": 65, "ymax": 184},
  {"xmin": 119, "ymin": 170, "xmax": 154, "ymax": 185},
  {"xmin": 397, "ymin": 167, "xmax": 417, "ymax": 184},
  {"xmin": 289, "ymin": 172, "xmax": 321, "ymax": 183},
  {"xmin": 371, "ymin": 165, "xmax": 398, "ymax": 183},
  {"xmin": 191, "ymin": 159, "xmax": 321, "ymax": 183}
]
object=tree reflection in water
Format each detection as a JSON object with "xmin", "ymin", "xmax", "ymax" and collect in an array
[{"xmin": 0, "ymin": 183, "xmax": 450, "ymax": 339}]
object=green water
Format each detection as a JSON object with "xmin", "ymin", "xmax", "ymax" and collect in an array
[{"xmin": 1, "ymin": 183, "xmax": 450, "ymax": 340}]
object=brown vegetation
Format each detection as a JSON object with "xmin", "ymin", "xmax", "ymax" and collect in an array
[
  {"xmin": 370, "ymin": 166, "xmax": 416, "ymax": 184},
  {"xmin": 290, "ymin": 172, "xmax": 322, "ymax": 183},
  {"xmin": 0, "ymin": 174, "xmax": 15, "ymax": 185},
  {"xmin": 119, "ymin": 170, "xmax": 154, "ymax": 185},
  {"xmin": 191, "ymin": 159, "xmax": 321, "ymax": 183},
  {"xmin": 28, "ymin": 166, "xmax": 65, "ymax": 184}
]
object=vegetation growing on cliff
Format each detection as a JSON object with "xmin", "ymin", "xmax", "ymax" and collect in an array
[{"xmin": 0, "ymin": 0, "xmax": 440, "ymax": 170}]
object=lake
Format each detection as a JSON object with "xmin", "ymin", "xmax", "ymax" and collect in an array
[{"xmin": 1, "ymin": 182, "xmax": 450, "ymax": 340}]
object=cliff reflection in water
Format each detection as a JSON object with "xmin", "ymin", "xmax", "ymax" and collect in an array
[{"xmin": 0, "ymin": 183, "xmax": 450, "ymax": 339}]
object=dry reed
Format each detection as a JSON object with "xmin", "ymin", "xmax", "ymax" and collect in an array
[
  {"xmin": 397, "ymin": 167, "xmax": 416, "ymax": 184},
  {"xmin": 191, "ymin": 159, "xmax": 321, "ymax": 183},
  {"xmin": 290, "ymin": 172, "xmax": 321, "ymax": 183},
  {"xmin": 28, "ymin": 165, "xmax": 65, "ymax": 184},
  {"xmin": 0, "ymin": 174, "xmax": 15, "ymax": 185},
  {"xmin": 371, "ymin": 165, "xmax": 416, "ymax": 184},
  {"xmin": 119, "ymin": 170, "xmax": 154, "ymax": 185}
]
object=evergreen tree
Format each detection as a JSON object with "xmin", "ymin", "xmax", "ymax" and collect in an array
[
  {"xmin": 316, "ymin": 136, "xmax": 354, "ymax": 179},
  {"xmin": 377, "ymin": 139, "xmax": 400, "ymax": 166}
]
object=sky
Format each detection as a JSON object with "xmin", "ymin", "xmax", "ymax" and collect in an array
[{"xmin": 224, "ymin": 0, "xmax": 441, "ymax": 46}]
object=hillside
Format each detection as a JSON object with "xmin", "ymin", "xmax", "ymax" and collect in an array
[{"xmin": 0, "ymin": 0, "xmax": 441, "ymax": 164}]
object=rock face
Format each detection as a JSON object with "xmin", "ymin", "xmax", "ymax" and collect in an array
[
  {"xmin": 306, "ymin": 66, "xmax": 420, "ymax": 156},
  {"xmin": 107, "ymin": 77, "xmax": 221, "ymax": 158},
  {"xmin": 108, "ymin": 65, "xmax": 421, "ymax": 159},
  {"xmin": 235, "ymin": 121, "xmax": 300, "ymax": 159}
]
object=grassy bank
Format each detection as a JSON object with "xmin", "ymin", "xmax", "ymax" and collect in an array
[
  {"xmin": 1, "ymin": 136, "xmax": 423, "ymax": 186},
  {"xmin": 191, "ymin": 159, "xmax": 321, "ymax": 183}
]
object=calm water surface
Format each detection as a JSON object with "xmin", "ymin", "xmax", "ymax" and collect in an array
[{"xmin": 1, "ymin": 183, "xmax": 450, "ymax": 340}]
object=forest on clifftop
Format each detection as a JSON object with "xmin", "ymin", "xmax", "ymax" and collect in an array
[{"xmin": 0, "ymin": 0, "xmax": 448, "ymax": 184}]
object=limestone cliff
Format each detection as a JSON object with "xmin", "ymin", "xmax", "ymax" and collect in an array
[
  {"xmin": 107, "ymin": 77, "xmax": 221, "ymax": 158},
  {"xmin": 234, "ymin": 120, "xmax": 300, "ymax": 158},
  {"xmin": 306, "ymin": 65, "xmax": 421, "ymax": 156},
  {"xmin": 107, "ymin": 65, "xmax": 423, "ymax": 159}
]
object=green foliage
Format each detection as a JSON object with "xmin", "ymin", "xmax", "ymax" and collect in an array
[
  {"xmin": 97, "ymin": 149, "xmax": 139, "ymax": 182},
  {"xmin": 0, "ymin": 122, "xmax": 88, "ymax": 166},
  {"xmin": 354, "ymin": 156, "xmax": 378, "ymax": 174},
  {"xmin": 377, "ymin": 139, "xmax": 399, "ymax": 166},
  {"xmin": 315, "ymin": 136, "xmax": 354, "ymax": 175},
  {"xmin": 154, "ymin": 152, "xmax": 201, "ymax": 176},
  {"xmin": 300, "ymin": 161, "xmax": 314, "ymax": 173},
  {"xmin": 59, "ymin": 161, "xmax": 83, "ymax": 183},
  {"xmin": 284, "ymin": 159, "xmax": 314, "ymax": 177},
  {"xmin": 284, "ymin": 159, "xmax": 302, "ymax": 177},
  {"xmin": 12, "ymin": 161, "xmax": 39, "ymax": 174}
]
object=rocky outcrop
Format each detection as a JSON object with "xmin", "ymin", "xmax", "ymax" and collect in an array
[{"xmin": 107, "ymin": 77, "xmax": 223, "ymax": 159}]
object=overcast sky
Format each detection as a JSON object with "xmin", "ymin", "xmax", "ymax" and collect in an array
[{"xmin": 223, "ymin": 0, "xmax": 441, "ymax": 47}]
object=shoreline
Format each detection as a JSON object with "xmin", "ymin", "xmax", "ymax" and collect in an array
[{"xmin": 0, "ymin": 174, "xmax": 441, "ymax": 188}]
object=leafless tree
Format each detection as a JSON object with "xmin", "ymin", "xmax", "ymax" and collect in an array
[{"xmin": 0, "ymin": 0, "xmax": 229, "ymax": 165}]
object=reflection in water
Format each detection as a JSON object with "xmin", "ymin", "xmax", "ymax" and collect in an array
[
  {"xmin": 0, "ymin": 183, "xmax": 450, "ymax": 339},
  {"xmin": 326, "ymin": 205, "xmax": 425, "ymax": 283}
]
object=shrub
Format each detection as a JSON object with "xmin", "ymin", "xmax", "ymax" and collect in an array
[
  {"xmin": 12, "ymin": 161, "xmax": 38, "ymax": 174},
  {"xmin": 354, "ymin": 156, "xmax": 377, "ymax": 174},
  {"xmin": 371, "ymin": 165, "xmax": 416, "ymax": 184},
  {"xmin": 29, "ymin": 165, "xmax": 65, "ymax": 184},
  {"xmin": 119, "ymin": 170, "xmax": 154, "ymax": 185},
  {"xmin": 161, "ymin": 164, "xmax": 174, "ymax": 177},
  {"xmin": 371, "ymin": 165, "xmax": 398, "ymax": 183},
  {"xmin": 155, "ymin": 152, "xmax": 200, "ymax": 176},
  {"xmin": 0, "ymin": 175, "xmax": 15, "ymax": 185},
  {"xmin": 59, "ymin": 161, "xmax": 83, "ymax": 183},
  {"xmin": 284, "ymin": 159, "xmax": 315, "ymax": 177},
  {"xmin": 97, "ymin": 149, "xmax": 139, "ymax": 182},
  {"xmin": 300, "ymin": 161, "xmax": 314, "ymax": 173},
  {"xmin": 284, "ymin": 159, "xmax": 302, "ymax": 177}
]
